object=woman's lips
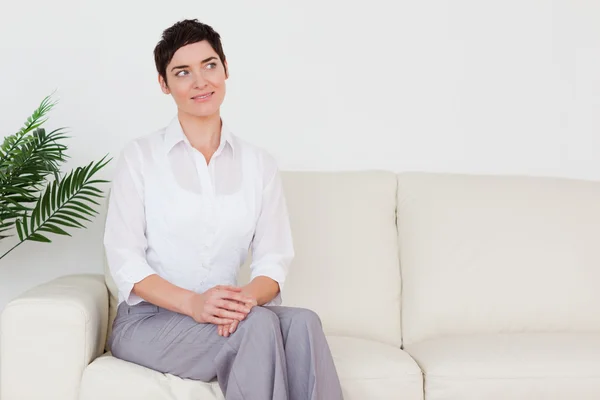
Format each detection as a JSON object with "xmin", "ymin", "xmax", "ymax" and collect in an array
[{"xmin": 192, "ymin": 92, "xmax": 214, "ymax": 102}]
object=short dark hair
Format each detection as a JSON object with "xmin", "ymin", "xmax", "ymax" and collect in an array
[{"xmin": 154, "ymin": 19, "xmax": 227, "ymax": 84}]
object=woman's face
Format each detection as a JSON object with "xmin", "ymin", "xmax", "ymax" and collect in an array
[{"xmin": 159, "ymin": 40, "xmax": 228, "ymax": 118}]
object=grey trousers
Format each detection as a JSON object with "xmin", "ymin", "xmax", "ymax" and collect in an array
[{"xmin": 108, "ymin": 302, "xmax": 343, "ymax": 400}]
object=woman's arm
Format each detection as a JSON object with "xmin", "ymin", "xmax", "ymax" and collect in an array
[
  {"xmin": 132, "ymin": 274, "xmax": 196, "ymax": 315},
  {"xmin": 241, "ymin": 276, "xmax": 280, "ymax": 306},
  {"xmin": 245, "ymin": 154, "xmax": 294, "ymax": 305},
  {"xmin": 104, "ymin": 142, "xmax": 159, "ymax": 306}
]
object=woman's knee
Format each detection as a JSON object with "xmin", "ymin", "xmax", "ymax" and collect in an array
[
  {"xmin": 290, "ymin": 308, "xmax": 322, "ymax": 327},
  {"xmin": 242, "ymin": 306, "xmax": 280, "ymax": 330}
]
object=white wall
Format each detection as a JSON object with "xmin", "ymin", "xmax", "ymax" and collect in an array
[{"xmin": 0, "ymin": 0, "xmax": 599, "ymax": 310}]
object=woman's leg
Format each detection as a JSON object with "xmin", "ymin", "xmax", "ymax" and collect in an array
[
  {"xmin": 265, "ymin": 306, "xmax": 344, "ymax": 400},
  {"xmin": 109, "ymin": 302, "xmax": 289, "ymax": 400}
]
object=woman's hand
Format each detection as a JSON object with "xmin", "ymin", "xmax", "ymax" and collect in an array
[
  {"xmin": 187, "ymin": 285, "xmax": 256, "ymax": 325},
  {"xmin": 218, "ymin": 290, "xmax": 258, "ymax": 337},
  {"xmin": 218, "ymin": 319, "xmax": 239, "ymax": 337}
]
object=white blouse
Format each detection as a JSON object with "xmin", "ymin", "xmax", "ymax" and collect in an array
[{"xmin": 103, "ymin": 117, "xmax": 294, "ymax": 306}]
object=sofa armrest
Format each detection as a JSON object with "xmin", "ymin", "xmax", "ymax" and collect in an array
[{"xmin": 1, "ymin": 274, "xmax": 109, "ymax": 400}]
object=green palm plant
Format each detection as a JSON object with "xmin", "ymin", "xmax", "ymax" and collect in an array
[{"xmin": 0, "ymin": 94, "xmax": 111, "ymax": 260}]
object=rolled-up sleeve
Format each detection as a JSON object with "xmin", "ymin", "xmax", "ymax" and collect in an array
[
  {"xmin": 103, "ymin": 142, "xmax": 156, "ymax": 305},
  {"xmin": 250, "ymin": 154, "xmax": 295, "ymax": 306}
]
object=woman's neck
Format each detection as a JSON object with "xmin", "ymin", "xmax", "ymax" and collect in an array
[{"xmin": 178, "ymin": 110, "xmax": 222, "ymax": 154}]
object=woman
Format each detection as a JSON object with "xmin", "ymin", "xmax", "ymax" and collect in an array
[{"xmin": 104, "ymin": 19, "xmax": 343, "ymax": 400}]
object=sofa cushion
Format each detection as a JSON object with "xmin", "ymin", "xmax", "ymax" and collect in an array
[
  {"xmin": 397, "ymin": 172, "xmax": 600, "ymax": 345},
  {"xmin": 264, "ymin": 171, "xmax": 402, "ymax": 346},
  {"xmin": 80, "ymin": 352, "xmax": 224, "ymax": 400},
  {"xmin": 80, "ymin": 336, "xmax": 423, "ymax": 400},
  {"xmin": 106, "ymin": 171, "xmax": 403, "ymax": 349},
  {"xmin": 330, "ymin": 336, "xmax": 423, "ymax": 400},
  {"xmin": 405, "ymin": 333, "xmax": 600, "ymax": 400}
]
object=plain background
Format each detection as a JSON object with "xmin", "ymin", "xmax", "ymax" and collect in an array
[{"xmin": 0, "ymin": 0, "xmax": 599, "ymax": 313}]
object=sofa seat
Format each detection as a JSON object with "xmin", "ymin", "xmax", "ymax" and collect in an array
[
  {"xmin": 79, "ymin": 336, "xmax": 423, "ymax": 400},
  {"xmin": 405, "ymin": 333, "xmax": 600, "ymax": 400}
]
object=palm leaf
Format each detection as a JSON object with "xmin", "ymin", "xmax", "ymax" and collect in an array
[
  {"xmin": 0, "ymin": 95, "xmax": 57, "ymax": 167},
  {"xmin": 13, "ymin": 155, "xmax": 111, "ymax": 245},
  {"xmin": 0, "ymin": 94, "xmax": 112, "ymax": 260},
  {"xmin": 0, "ymin": 127, "xmax": 68, "ymax": 189},
  {"xmin": 0, "ymin": 96, "xmax": 67, "ymax": 237},
  {"xmin": 0, "ymin": 96, "xmax": 67, "ymax": 240}
]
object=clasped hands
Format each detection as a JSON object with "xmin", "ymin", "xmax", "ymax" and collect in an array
[{"xmin": 188, "ymin": 285, "xmax": 257, "ymax": 337}]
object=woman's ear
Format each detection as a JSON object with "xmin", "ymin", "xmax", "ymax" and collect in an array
[
  {"xmin": 158, "ymin": 74, "xmax": 170, "ymax": 94},
  {"xmin": 224, "ymin": 60, "xmax": 229, "ymax": 80}
]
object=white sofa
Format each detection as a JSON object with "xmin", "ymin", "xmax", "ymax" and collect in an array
[{"xmin": 2, "ymin": 171, "xmax": 600, "ymax": 400}]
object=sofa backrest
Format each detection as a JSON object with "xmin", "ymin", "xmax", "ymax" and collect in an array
[
  {"xmin": 105, "ymin": 171, "xmax": 403, "ymax": 349},
  {"xmin": 397, "ymin": 172, "xmax": 600, "ymax": 345}
]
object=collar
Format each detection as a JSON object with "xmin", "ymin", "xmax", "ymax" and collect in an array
[{"xmin": 163, "ymin": 117, "xmax": 235, "ymax": 156}]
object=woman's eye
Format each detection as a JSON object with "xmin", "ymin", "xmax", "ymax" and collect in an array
[
  {"xmin": 176, "ymin": 70, "xmax": 189, "ymax": 77},
  {"xmin": 206, "ymin": 63, "xmax": 217, "ymax": 70}
]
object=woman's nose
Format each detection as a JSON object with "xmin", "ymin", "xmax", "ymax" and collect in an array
[{"xmin": 193, "ymin": 72, "xmax": 208, "ymax": 89}]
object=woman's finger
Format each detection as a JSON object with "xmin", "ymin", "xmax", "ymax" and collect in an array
[
  {"xmin": 215, "ymin": 308, "xmax": 246, "ymax": 321},
  {"xmin": 218, "ymin": 290, "xmax": 256, "ymax": 305},
  {"xmin": 208, "ymin": 316, "xmax": 235, "ymax": 325},
  {"xmin": 214, "ymin": 299, "xmax": 251, "ymax": 314},
  {"xmin": 215, "ymin": 285, "xmax": 242, "ymax": 292},
  {"xmin": 229, "ymin": 320, "xmax": 239, "ymax": 335},
  {"xmin": 210, "ymin": 300, "xmax": 250, "ymax": 318},
  {"xmin": 205, "ymin": 303, "xmax": 244, "ymax": 321}
]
